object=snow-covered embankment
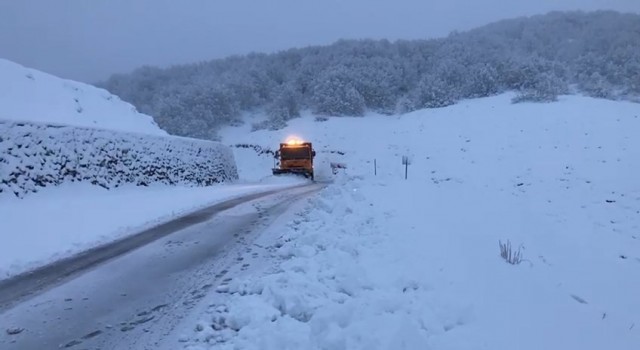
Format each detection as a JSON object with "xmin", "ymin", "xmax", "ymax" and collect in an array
[
  {"xmin": 181, "ymin": 93, "xmax": 640, "ymax": 350},
  {"xmin": 0, "ymin": 120, "xmax": 238, "ymax": 197}
]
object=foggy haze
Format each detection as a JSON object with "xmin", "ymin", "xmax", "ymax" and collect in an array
[{"xmin": 1, "ymin": 0, "xmax": 638, "ymax": 82}]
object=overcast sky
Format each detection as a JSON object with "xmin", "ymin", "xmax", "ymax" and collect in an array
[{"xmin": 1, "ymin": 0, "xmax": 639, "ymax": 83}]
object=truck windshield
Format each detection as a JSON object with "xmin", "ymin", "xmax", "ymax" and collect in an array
[{"xmin": 281, "ymin": 147, "xmax": 310, "ymax": 160}]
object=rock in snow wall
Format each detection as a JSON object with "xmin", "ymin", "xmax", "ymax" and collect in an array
[{"xmin": 0, "ymin": 120, "xmax": 238, "ymax": 197}]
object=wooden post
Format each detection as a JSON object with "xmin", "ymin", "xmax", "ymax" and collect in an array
[
  {"xmin": 374, "ymin": 159, "xmax": 377, "ymax": 176},
  {"xmin": 405, "ymin": 161, "xmax": 408, "ymax": 179},
  {"xmin": 402, "ymin": 155, "xmax": 410, "ymax": 180}
]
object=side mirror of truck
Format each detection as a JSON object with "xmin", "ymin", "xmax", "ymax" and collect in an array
[
  {"xmin": 274, "ymin": 151, "xmax": 280, "ymax": 158},
  {"xmin": 312, "ymin": 151, "xmax": 316, "ymax": 157}
]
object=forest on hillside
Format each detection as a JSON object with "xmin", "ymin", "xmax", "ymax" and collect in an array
[{"xmin": 100, "ymin": 11, "xmax": 640, "ymax": 139}]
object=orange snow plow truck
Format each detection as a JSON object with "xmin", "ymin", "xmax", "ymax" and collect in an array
[{"xmin": 272, "ymin": 139, "xmax": 316, "ymax": 180}]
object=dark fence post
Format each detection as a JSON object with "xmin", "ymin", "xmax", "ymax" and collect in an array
[{"xmin": 402, "ymin": 155, "xmax": 410, "ymax": 179}]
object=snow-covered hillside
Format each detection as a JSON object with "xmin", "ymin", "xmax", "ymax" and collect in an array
[
  {"xmin": 181, "ymin": 93, "xmax": 640, "ymax": 349},
  {"xmin": 0, "ymin": 58, "xmax": 165, "ymax": 135},
  {"xmin": 0, "ymin": 58, "xmax": 245, "ymax": 279},
  {"xmin": 0, "ymin": 58, "xmax": 241, "ymax": 199}
]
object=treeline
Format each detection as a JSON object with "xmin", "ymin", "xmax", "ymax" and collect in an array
[{"xmin": 100, "ymin": 11, "xmax": 640, "ymax": 139}]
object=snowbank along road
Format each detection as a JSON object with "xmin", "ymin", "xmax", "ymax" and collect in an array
[
  {"xmin": 202, "ymin": 94, "xmax": 640, "ymax": 349},
  {"xmin": 0, "ymin": 182, "xmax": 324, "ymax": 350}
]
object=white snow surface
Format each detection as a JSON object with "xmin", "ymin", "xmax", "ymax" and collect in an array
[
  {"xmin": 180, "ymin": 93, "xmax": 640, "ymax": 349},
  {"xmin": 0, "ymin": 181, "xmax": 301, "ymax": 280},
  {"xmin": 0, "ymin": 58, "xmax": 165, "ymax": 135}
]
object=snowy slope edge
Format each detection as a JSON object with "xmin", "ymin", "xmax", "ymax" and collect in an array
[
  {"xmin": 0, "ymin": 120, "xmax": 238, "ymax": 198},
  {"xmin": 0, "ymin": 58, "xmax": 165, "ymax": 135}
]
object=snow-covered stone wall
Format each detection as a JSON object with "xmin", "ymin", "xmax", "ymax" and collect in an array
[{"xmin": 0, "ymin": 120, "xmax": 238, "ymax": 197}]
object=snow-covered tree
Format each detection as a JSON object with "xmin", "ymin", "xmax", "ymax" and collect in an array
[
  {"xmin": 411, "ymin": 74, "xmax": 456, "ymax": 109},
  {"xmin": 311, "ymin": 66, "xmax": 366, "ymax": 116},
  {"xmin": 98, "ymin": 11, "xmax": 640, "ymax": 137}
]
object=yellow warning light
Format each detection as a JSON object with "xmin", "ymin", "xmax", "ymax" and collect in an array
[{"xmin": 286, "ymin": 137, "xmax": 303, "ymax": 145}]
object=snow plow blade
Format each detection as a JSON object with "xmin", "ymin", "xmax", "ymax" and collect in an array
[{"xmin": 272, "ymin": 168, "xmax": 314, "ymax": 180}]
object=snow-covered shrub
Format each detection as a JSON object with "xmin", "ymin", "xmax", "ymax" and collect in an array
[
  {"xmin": 267, "ymin": 85, "xmax": 301, "ymax": 119},
  {"xmin": 231, "ymin": 144, "xmax": 275, "ymax": 157},
  {"xmin": 251, "ymin": 118, "xmax": 286, "ymax": 131},
  {"xmin": 394, "ymin": 95, "xmax": 415, "ymax": 114},
  {"xmin": 512, "ymin": 71, "xmax": 569, "ymax": 103},
  {"xmin": 311, "ymin": 66, "xmax": 366, "ymax": 116},
  {"xmin": 0, "ymin": 120, "xmax": 238, "ymax": 198},
  {"xmin": 577, "ymin": 72, "xmax": 616, "ymax": 99},
  {"xmin": 411, "ymin": 74, "xmax": 457, "ymax": 109},
  {"xmin": 153, "ymin": 85, "xmax": 241, "ymax": 139},
  {"xmin": 347, "ymin": 55, "xmax": 403, "ymax": 114}
]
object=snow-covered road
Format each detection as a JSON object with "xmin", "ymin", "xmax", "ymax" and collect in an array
[
  {"xmin": 0, "ymin": 183, "xmax": 323, "ymax": 350},
  {"xmin": 0, "ymin": 181, "xmax": 307, "ymax": 280}
]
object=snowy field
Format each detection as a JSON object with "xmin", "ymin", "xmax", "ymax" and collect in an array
[{"xmin": 179, "ymin": 93, "xmax": 640, "ymax": 349}]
